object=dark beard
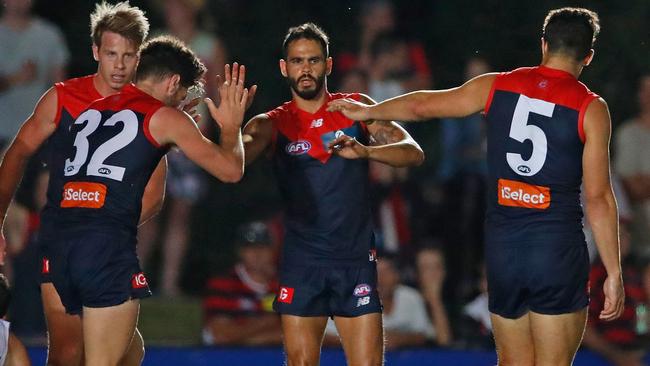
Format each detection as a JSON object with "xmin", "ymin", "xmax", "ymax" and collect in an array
[{"xmin": 287, "ymin": 73, "xmax": 325, "ymax": 100}]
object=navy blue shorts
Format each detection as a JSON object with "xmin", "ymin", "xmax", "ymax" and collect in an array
[
  {"xmin": 486, "ymin": 241, "xmax": 590, "ymax": 319},
  {"xmin": 46, "ymin": 229, "xmax": 151, "ymax": 314},
  {"xmin": 273, "ymin": 263, "xmax": 382, "ymax": 317}
]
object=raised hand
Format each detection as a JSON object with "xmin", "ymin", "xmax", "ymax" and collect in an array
[
  {"xmin": 327, "ymin": 98, "xmax": 372, "ymax": 121},
  {"xmin": 205, "ymin": 63, "xmax": 252, "ymax": 132}
]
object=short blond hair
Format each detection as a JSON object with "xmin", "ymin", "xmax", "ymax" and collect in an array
[{"xmin": 90, "ymin": 1, "xmax": 150, "ymax": 48}]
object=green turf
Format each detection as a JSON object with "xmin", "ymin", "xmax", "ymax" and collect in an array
[{"xmin": 138, "ymin": 296, "xmax": 203, "ymax": 346}]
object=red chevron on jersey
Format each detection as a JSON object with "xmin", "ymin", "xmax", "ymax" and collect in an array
[
  {"xmin": 267, "ymin": 92, "xmax": 366, "ymax": 163},
  {"xmin": 485, "ymin": 66, "xmax": 598, "ymax": 142},
  {"xmin": 54, "ymin": 75, "xmax": 103, "ymax": 126}
]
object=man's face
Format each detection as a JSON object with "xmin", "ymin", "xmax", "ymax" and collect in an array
[
  {"xmin": 240, "ymin": 245, "xmax": 276, "ymax": 279},
  {"xmin": 93, "ymin": 31, "xmax": 139, "ymax": 92},
  {"xmin": 281, "ymin": 38, "xmax": 331, "ymax": 100}
]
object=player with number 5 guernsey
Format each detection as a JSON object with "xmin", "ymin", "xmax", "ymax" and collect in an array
[{"xmin": 328, "ymin": 7, "xmax": 624, "ymax": 366}]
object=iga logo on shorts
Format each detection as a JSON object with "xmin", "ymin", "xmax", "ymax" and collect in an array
[
  {"xmin": 353, "ymin": 284, "xmax": 372, "ymax": 297},
  {"xmin": 131, "ymin": 273, "xmax": 148, "ymax": 289},
  {"xmin": 278, "ymin": 286, "xmax": 295, "ymax": 304},
  {"xmin": 285, "ymin": 140, "xmax": 311, "ymax": 155}
]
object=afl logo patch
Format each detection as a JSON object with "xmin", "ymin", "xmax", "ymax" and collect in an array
[
  {"xmin": 285, "ymin": 140, "xmax": 311, "ymax": 155},
  {"xmin": 353, "ymin": 284, "xmax": 372, "ymax": 297},
  {"xmin": 517, "ymin": 165, "xmax": 531, "ymax": 174}
]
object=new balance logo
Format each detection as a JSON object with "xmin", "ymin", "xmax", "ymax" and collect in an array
[
  {"xmin": 310, "ymin": 118, "xmax": 323, "ymax": 128},
  {"xmin": 357, "ymin": 296, "xmax": 370, "ymax": 307}
]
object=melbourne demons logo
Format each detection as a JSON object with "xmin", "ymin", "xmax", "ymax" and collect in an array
[
  {"xmin": 285, "ymin": 140, "xmax": 311, "ymax": 155},
  {"xmin": 131, "ymin": 273, "xmax": 148, "ymax": 289}
]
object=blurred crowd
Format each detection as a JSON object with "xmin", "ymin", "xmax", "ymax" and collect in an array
[{"xmin": 0, "ymin": 0, "xmax": 648, "ymax": 363}]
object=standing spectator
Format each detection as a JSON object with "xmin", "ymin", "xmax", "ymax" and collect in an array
[
  {"xmin": 377, "ymin": 254, "xmax": 436, "ymax": 349},
  {"xmin": 138, "ymin": 0, "xmax": 228, "ymax": 296},
  {"xmin": 583, "ymin": 223, "xmax": 648, "ymax": 366},
  {"xmin": 614, "ymin": 73, "xmax": 650, "ymax": 258},
  {"xmin": 337, "ymin": 0, "xmax": 431, "ymax": 92},
  {"xmin": 457, "ymin": 263, "xmax": 494, "ymax": 350},
  {"xmin": 438, "ymin": 57, "xmax": 490, "ymax": 304},
  {"xmin": 369, "ymin": 162, "xmax": 412, "ymax": 254},
  {"xmin": 415, "ymin": 245, "xmax": 453, "ymax": 346},
  {"xmin": 0, "ymin": 0, "xmax": 69, "ymax": 147},
  {"xmin": 202, "ymin": 221, "xmax": 281, "ymax": 346}
]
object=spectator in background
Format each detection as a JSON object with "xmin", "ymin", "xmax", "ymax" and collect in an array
[
  {"xmin": 0, "ymin": 0, "xmax": 67, "ymax": 343},
  {"xmin": 614, "ymin": 73, "xmax": 650, "ymax": 259},
  {"xmin": 0, "ymin": 274, "xmax": 31, "ymax": 366},
  {"xmin": 337, "ymin": 68, "xmax": 369, "ymax": 95},
  {"xmin": 369, "ymin": 162, "xmax": 413, "ymax": 254},
  {"xmin": 0, "ymin": 0, "xmax": 69, "ymax": 148},
  {"xmin": 583, "ymin": 222, "xmax": 648, "ymax": 366},
  {"xmin": 437, "ymin": 56, "xmax": 489, "ymax": 305},
  {"xmin": 377, "ymin": 254, "xmax": 435, "ymax": 349},
  {"xmin": 202, "ymin": 221, "xmax": 281, "ymax": 346},
  {"xmin": 456, "ymin": 263, "xmax": 494, "ymax": 350},
  {"xmin": 138, "ymin": 0, "xmax": 229, "ymax": 296},
  {"xmin": 415, "ymin": 245, "xmax": 452, "ymax": 346},
  {"xmin": 337, "ymin": 0, "xmax": 431, "ymax": 94}
]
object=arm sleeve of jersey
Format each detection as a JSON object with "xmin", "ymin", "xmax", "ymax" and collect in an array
[
  {"xmin": 483, "ymin": 73, "xmax": 503, "ymax": 115},
  {"xmin": 53, "ymin": 82, "xmax": 64, "ymax": 127},
  {"xmin": 577, "ymin": 93, "xmax": 599, "ymax": 143}
]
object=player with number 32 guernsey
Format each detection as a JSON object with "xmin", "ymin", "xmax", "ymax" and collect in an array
[{"xmin": 328, "ymin": 7, "xmax": 624, "ymax": 366}]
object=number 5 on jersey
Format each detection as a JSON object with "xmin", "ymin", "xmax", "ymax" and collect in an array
[
  {"xmin": 507, "ymin": 95, "xmax": 554, "ymax": 176},
  {"xmin": 64, "ymin": 109, "xmax": 139, "ymax": 182}
]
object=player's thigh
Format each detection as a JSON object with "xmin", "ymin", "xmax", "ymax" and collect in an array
[
  {"xmin": 334, "ymin": 313, "xmax": 383, "ymax": 366},
  {"xmin": 41, "ymin": 282, "xmax": 84, "ymax": 364},
  {"xmin": 82, "ymin": 299, "xmax": 140, "ymax": 366},
  {"xmin": 529, "ymin": 308, "xmax": 587, "ymax": 366},
  {"xmin": 281, "ymin": 315, "xmax": 328, "ymax": 366},
  {"xmin": 490, "ymin": 312, "xmax": 534, "ymax": 366}
]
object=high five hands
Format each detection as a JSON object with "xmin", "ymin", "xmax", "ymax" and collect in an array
[{"xmin": 205, "ymin": 63, "xmax": 258, "ymax": 131}]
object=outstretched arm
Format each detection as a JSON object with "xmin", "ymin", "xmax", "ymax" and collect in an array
[
  {"xmin": 148, "ymin": 64, "xmax": 251, "ymax": 183},
  {"xmin": 327, "ymin": 73, "xmax": 497, "ymax": 122},
  {"xmin": 0, "ymin": 88, "xmax": 58, "ymax": 264},
  {"xmin": 582, "ymin": 98, "xmax": 624, "ymax": 321},
  {"xmin": 328, "ymin": 94, "xmax": 424, "ymax": 167}
]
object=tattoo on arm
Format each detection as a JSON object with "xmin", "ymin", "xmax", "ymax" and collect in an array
[{"xmin": 371, "ymin": 122, "xmax": 403, "ymax": 146}]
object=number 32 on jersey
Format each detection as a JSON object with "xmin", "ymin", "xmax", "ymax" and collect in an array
[{"xmin": 64, "ymin": 109, "xmax": 139, "ymax": 182}]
